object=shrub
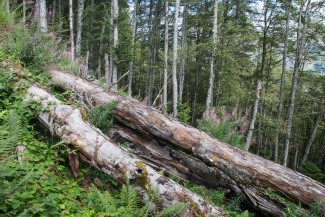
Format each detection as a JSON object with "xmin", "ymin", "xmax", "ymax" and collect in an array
[
  {"xmin": 89, "ymin": 101, "xmax": 118, "ymax": 134},
  {"xmin": 2, "ymin": 23, "xmax": 56, "ymax": 69},
  {"xmin": 198, "ymin": 107, "xmax": 249, "ymax": 149},
  {"xmin": 300, "ymin": 162, "xmax": 325, "ymax": 182}
]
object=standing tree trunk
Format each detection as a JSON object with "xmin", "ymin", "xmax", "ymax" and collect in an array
[
  {"xmin": 52, "ymin": 0, "xmax": 56, "ymax": 23},
  {"xmin": 300, "ymin": 106, "xmax": 325, "ymax": 166},
  {"xmin": 105, "ymin": 53, "xmax": 111, "ymax": 85},
  {"xmin": 275, "ymin": 0, "xmax": 291, "ymax": 163},
  {"xmin": 23, "ymin": 0, "xmax": 26, "ymax": 24},
  {"xmin": 112, "ymin": 0, "xmax": 119, "ymax": 91},
  {"xmin": 206, "ymin": 0, "xmax": 218, "ymax": 111},
  {"xmin": 4, "ymin": 0, "xmax": 10, "ymax": 14},
  {"xmin": 69, "ymin": 0, "xmax": 75, "ymax": 61},
  {"xmin": 98, "ymin": 19, "xmax": 106, "ymax": 78},
  {"xmin": 75, "ymin": 0, "xmax": 86, "ymax": 62},
  {"xmin": 39, "ymin": 0, "xmax": 48, "ymax": 32},
  {"xmin": 128, "ymin": 0, "xmax": 138, "ymax": 97},
  {"xmin": 172, "ymin": 0, "xmax": 180, "ymax": 118},
  {"xmin": 179, "ymin": 1, "xmax": 188, "ymax": 103},
  {"xmin": 245, "ymin": 80, "xmax": 262, "ymax": 151},
  {"xmin": 163, "ymin": 0, "xmax": 169, "ymax": 115},
  {"xmin": 284, "ymin": 0, "xmax": 311, "ymax": 167}
]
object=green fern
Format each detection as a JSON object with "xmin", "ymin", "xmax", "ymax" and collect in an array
[
  {"xmin": 154, "ymin": 202, "xmax": 188, "ymax": 217},
  {"xmin": 119, "ymin": 180, "xmax": 140, "ymax": 212},
  {"xmin": 0, "ymin": 110, "xmax": 24, "ymax": 156}
]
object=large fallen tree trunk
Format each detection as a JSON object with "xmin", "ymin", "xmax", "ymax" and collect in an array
[
  {"xmin": 26, "ymin": 85, "xmax": 222, "ymax": 217},
  {"xmin": 109, "ymin": 124, "xmax": 288, "ymax": 215},
  {"xmin": 50, "ymin": 70, "xmax": 325, "ymax": 212}
]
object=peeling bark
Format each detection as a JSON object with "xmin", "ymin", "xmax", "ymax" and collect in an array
[
  {"xmin": 50, "ymin": 70, "xmax": 325, "ymax": 211},
  {"xmin": 26, "ymin": 85, "xmax": 222, "ymax": 217}
]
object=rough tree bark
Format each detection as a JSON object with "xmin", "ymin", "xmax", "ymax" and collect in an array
[
  {"xmin": 50, "ymin": 70, "xmax": 325, "ymax": 211},
  {"xmin": 162, "ymin": 0, "xmax": 169, "ymax": 115},
  {"xmin": 75, "ymin": 0, "xmax": 85, "ymax": 61},
  {"xmin": 172, "ymin": 0, "xmax": 180, "ymax": 118},
  {"xmin": 206, "ymin": 0, "xmax": 218, "ymax": 111},
  {"xmin": 69, "ymin": 0, "xmax": 75, "ymax": 61},
  {"xmin": 26, "ymin": 85, "xmax": 222, "ymax": 217}
]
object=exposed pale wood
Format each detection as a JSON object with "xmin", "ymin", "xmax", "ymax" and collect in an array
[
  {"xmin": 26, "ymin": 85, "xmax": 222, "ymax": 217},
  {"xmin": 50, "ymin": 70, "xmax": 325, "ymax": 211}
]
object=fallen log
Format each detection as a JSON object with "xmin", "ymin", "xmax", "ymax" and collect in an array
[
  {"xmin": 26, "ymin": 85, "xmax": 222, "ymax": 217},
  {"xmin": 110, "ymin": 124, "xmax": 286, "ymax": 215},
  {"xmin": 50, "ymin": 69, "xmax": 325, "ymax": 212}
]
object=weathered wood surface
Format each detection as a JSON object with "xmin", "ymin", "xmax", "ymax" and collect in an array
[
  {"xmin": 110, "ymin": 124, "xmax": 285, "ymax": 215},
  {"xmin": 26, "ymin": 85, "xmax": 222, "ymax": 217},
  {"xmin": 50, "ymin": 70, "xmax": 325, "ymax": 211}
]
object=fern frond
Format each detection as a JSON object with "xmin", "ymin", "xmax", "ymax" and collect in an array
[
  {"xmin": 0, "ymin": 110, "xmax": 24, "ymax": 156},
  {"xmin": 119, "ymin": 180, "xmax": 139, "ymax": 213},
  {"xmin": 154, "ymin": 203, "xmax": 188, "ymax": 217},
  {"xmin": 94, "ymin": 187, "xmax": 116, "ymax": 213}
]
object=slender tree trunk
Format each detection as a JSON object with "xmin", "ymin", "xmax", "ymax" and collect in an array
[
  {"xmin": 112, "ymin": 0, "xmax": 119, "ymax": 91},
  {"xmin": 23, "ymin": 0, "xmax": 26, "ymax": 24},
  {"xmin": 245, "ymin": 80, "xmax": 262, "ymax": 151},
  {"xmin": 52, "ymin": 0, "xmax": 56, "ymax": 23},
  {"xmin": 179, "ymin": 1, "xmax": 188, "ymax": 102},
  {"xmin": 284, "ymin": 0, "xmax": 311, "ymax": 167},
  {"xmin": 172, "ymin": 0, "xmax": 180, "ymax": 118},
  {"xmin": 300, "ymin": 106, "xmax": 325, "ymax": 166},
  {"xmin": 89, "ymin": 0, "xmax": 94, "ymax": 70},
  {"xmin": 163, "ymin": 0, "xmax": 169, "ymax": 115},
  {"xmin": 98, "ymin": 20, "xmax": 106, "ymax": 78},
  {"xmin": 206, "ymin": 0, "xmax": 218, "ymax": 111},
  {"xmin": 105, "ymin": 54, "xmax": 111, "ymax": 85},
  {"xmin": 4, "ymin": 0, "xmax": 10, "ymax": 14},
  {"xmin": 275, "ymin": 0, "xmax": 291, "ymax": 163},
  {"xmin": 75, "ymin": 0, "xmax": 85, "ymax": 62},
  {"xmin": 39, "ymin": 0, "xmax": 48, "ymax": 32},
  {"xmin": 128, "ymin": 0, "xmax": 138, "ymax": 97},
  {"xmin": 69, "ymin": 0, "xmax": 75, "ymax": 61}
]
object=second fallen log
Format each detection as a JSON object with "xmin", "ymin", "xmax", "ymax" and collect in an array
[{"xmin": 26, "ymin": 85, "xmax": 222, "ymax": 217}]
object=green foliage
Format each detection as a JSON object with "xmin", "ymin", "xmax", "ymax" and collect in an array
[
  {"xmin": 309, "ymin": 200, "xmax": 325, "ymax": 217},
  {"xmin": 87, "ymin": 182, "xmax": 187, "ymax": 217},
  {"xmin": 0, "ymin": 110, "xmax": 24, "ymax": 156},
  {"xmin": 177, "ymin": 100, "xmax": 191, "ymax": 124},
  {"xmin": 198, "ymin": 108, "xmax": 246, "ymax": 149},
  {"xmin": 281, "ymin": 204, "xmax": 308, "ymax": 217},
  {"xmin": 300, "ymin": 162, "xmax": 325, "ymax": 182},
  {"xmin": 89, "ymin": 101, "xmax": 118, "ymax": 134},
  {"xmin": 2, "ymin": 23, "xmax": 55, "ymax": 70}
]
